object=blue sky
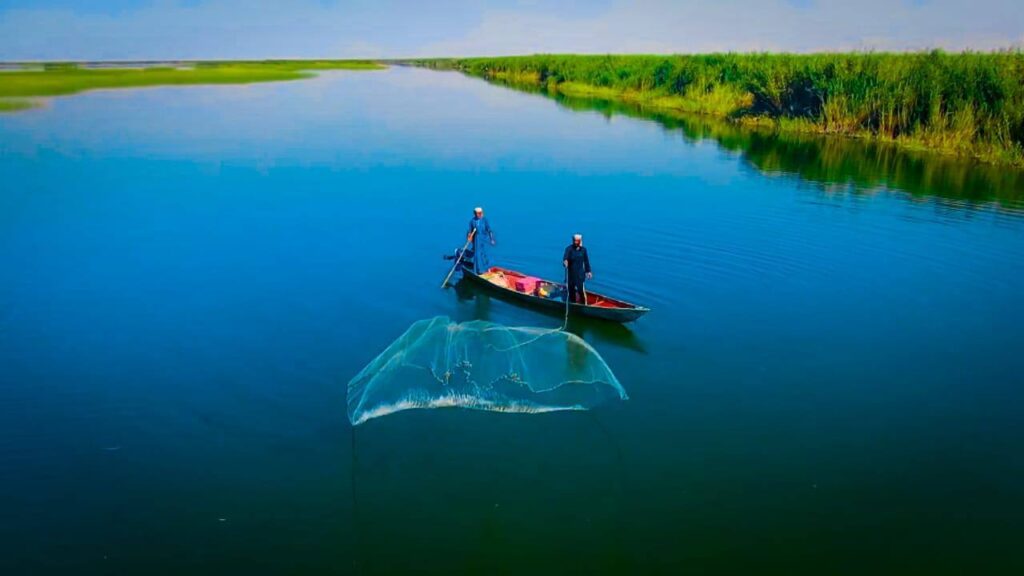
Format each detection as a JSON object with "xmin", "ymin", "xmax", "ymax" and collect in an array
[{"xmin": 1, "ymin": 0, "xmax": 1022, "ymax": 60}]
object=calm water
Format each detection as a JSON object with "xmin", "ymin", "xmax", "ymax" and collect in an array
[{"xmin": 2, "ymin": 67, "xmax": 1023, "ymax": 574}]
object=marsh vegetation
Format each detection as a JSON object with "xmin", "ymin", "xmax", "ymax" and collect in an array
[
  {"xmin": 0, "ymin": 60, "xmax": 384, "ymax": 111},
  {"xmin": 414, "ymin": 53, "xmax": 1024, "ymax": 165},
  {"xmin": 492, "ymin": 80, "xmax": 1024, "ymax": 206}
]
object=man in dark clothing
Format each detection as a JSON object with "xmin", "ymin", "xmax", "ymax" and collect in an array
[{"xmin": 562, "ymin": 234, "xmax": 592, "ymax": 304}]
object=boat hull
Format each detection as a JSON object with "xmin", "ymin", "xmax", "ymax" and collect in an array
[{"xmin": 463, "ymin": 267, "xmax": 649, "ymax": 323}]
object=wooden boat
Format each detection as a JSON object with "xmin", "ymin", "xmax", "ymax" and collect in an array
[{"xmin": 463, "ymin": 266, "xmax": 650, "ymax": 323}]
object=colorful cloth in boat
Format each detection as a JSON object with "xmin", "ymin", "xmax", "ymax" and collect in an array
[{"xmin": 514, "ymin": 276, "xmax": 541, "ymax": 294}]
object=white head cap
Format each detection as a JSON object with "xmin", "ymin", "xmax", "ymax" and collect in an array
[
  {"xmin": 474, "ymin": 206, "xmax": 483, "ymax": 213},
  {"xmin": 573, "ymin": 234, "xmax": 582, "ymax": 241}
]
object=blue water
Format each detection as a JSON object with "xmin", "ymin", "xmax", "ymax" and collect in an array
[{"xmin": 1, "ymin": 67, "xmax": 1023, "ymax": 574}]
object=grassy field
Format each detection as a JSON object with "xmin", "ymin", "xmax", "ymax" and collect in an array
[
  {"xmin": 0, "ymin": 60, "xmax": 384, "ymax": 111},
  {"xmin": 413, "ymin": 53, "xmax": 1024, "ymax": 166}
]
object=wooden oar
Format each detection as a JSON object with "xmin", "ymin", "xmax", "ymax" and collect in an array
[{"xmin": 440, "ymin": 230, "xmax": 475, "ymax": 288}]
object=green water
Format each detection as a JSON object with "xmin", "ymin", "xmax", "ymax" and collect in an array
[{"xmin": 1, "ymin": 67, "xmax": 1022, "ymax": 574}]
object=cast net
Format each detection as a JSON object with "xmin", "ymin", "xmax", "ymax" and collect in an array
[{"xmin": 348, "ymin": 316, "xmax": 626, "ymax": 425}]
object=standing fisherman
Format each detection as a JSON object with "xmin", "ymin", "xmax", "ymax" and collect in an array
[
  {"xmin": 562, "ymin": 234, "xmax": 592, "ymax": 304},
  {"xmin": 467, "ymin": 207, "xmax": 495, "ymax": 274}
]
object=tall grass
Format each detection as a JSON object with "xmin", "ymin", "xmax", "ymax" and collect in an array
[{"xmin": 414, "ymin": 52, "xmax": 1024, "ymax": 165}]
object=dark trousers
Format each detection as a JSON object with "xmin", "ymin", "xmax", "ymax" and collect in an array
[{"xmin": 567, "ymin": 276, "xmax": 586, "ymax": 303}]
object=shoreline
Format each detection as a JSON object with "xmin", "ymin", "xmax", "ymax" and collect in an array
[
  {"xmin": 489, "ymin": 71, "xmax": 1023, "ymax": 168},
  {"xmin": 472, "ymin": 73, "xmax": 1024, "ymax": 207},
  {"xmin": 412, "ymin": 53, "xmax": 1024, "ymax": 168},
  {"xmin": 549, "ymin": 79, "xmax": 1022, "ymax": 167}
]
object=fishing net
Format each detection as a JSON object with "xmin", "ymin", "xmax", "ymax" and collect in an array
[{"xmin": 348, "ymin": 316, "xmax": 627, "ymax": 425}]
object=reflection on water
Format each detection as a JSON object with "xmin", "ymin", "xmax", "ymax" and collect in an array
[
  {"xmin": 486, "ymin": 77, "xmax": 1024, "ymax": 209},
  {"xmin": 3, "ymin": 66, "xmax": 1023, "ymax": 575},
  {"xmin": 565, "ymin": 316, "xmax": 647, "ymax": 355}
]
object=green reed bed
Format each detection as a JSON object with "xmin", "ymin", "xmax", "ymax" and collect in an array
[
  {"xmin": 0, "ymin": 60, "xmax": 384, "ymax": 111},
  {"xmin": 413, "ymin": 52, "xmax": 1024, "ymax": 165}
]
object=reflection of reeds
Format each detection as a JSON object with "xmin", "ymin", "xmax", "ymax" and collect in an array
[
  {"xmin": 414, "ymin": 52, "xmax": 1024, "ymax": 166},
  {"xmin": 442, "ymin": 70, "xmax": 1024, "ymax": 207}
]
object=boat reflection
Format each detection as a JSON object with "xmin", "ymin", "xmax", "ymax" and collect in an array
[
  {"xmin": 451, "ymin": 276, "xmax": 492, "ymax": 323},
  {"xmin": 453, "ymin": 277, "xmax": 647, "ymax": 354}
]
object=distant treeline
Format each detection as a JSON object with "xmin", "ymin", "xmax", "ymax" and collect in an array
[{"xmin": 412, "ymin": 53, "xmax": 1024, "ymax": 165}]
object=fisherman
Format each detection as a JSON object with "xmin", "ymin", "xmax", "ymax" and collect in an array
[
  {"xmin": 562, "ymin": 233, "xmax": 592, "ymax": 304},
  {"xmin": 467, "ymin": 207, "xmax": 495, "ymax": 274}
]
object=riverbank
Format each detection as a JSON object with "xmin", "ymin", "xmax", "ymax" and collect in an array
[
  {"xmin": 0, "ymin": 60, "xmax": 384, "ymax": 111},
  {"xmin": 412, "ymin": 53, "xmax": 1024, "ymax": 166}
]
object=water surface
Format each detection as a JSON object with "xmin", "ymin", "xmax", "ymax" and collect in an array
[{"xmin": 1, "ymin": 67, "xmax": 1023, "ymax": 574}]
